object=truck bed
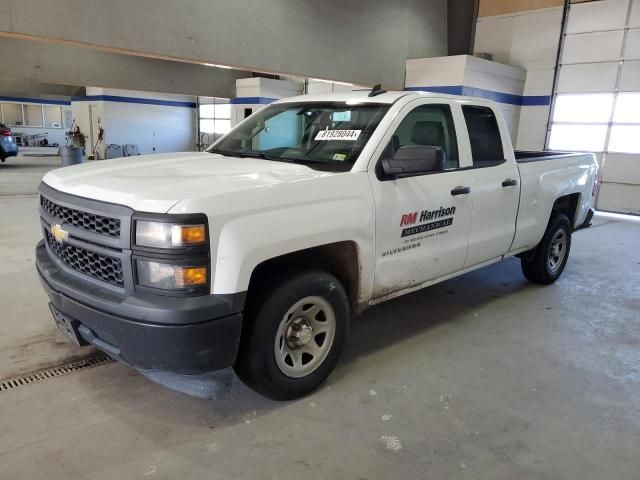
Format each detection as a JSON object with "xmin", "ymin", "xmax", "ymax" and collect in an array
[
  {"xmin": 511, "ymin": 150, "xmax": 597, "ymax": 252},
  {"xmin": 515, "ymin": 151, "xmax": 586, "ymax": 163}
]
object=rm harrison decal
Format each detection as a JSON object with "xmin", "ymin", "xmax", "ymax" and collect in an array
[{"xmin": 399, "ymin": 206, "xmax": 456, "ymax": 238}]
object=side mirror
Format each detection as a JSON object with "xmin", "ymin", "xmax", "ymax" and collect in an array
[{"xmin": 381, "ymin": 145, "xmax": 446, "ymax": 178}]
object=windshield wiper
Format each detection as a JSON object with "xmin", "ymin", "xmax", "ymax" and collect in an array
[
  {"xmin": 208, "ymin": 148, "xmax": 242, "ymax": 157},
  {"xmin": 210, "ymin": 148, "xmax": 280, "ymax": 160}
]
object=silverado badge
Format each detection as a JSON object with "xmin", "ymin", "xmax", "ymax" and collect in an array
[{"xmin": 51, "ymin": 224, "xmax": 69, "ymax": 243}]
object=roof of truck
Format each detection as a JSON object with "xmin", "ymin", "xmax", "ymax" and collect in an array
[{"xmin": 275, "ymin": 90, "xmax": 464, "ymax": 105}]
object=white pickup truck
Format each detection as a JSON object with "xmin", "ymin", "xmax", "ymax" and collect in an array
[{"xmin": 36, "ymin": 90, "xmax": 597, "ymax": 400}]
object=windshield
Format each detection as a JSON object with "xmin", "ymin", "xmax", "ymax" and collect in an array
[{"xmin": 207, "ymin": 102, "xmax": 390, "ymax": 171}]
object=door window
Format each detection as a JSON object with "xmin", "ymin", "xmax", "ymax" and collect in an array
[
  {"xmin": 462, "ymin": 106, "xmax": 504, "ymax": 166},
  {"xmin": 384, "ymin": 104, "xmax": 460, "ymax": 170}
]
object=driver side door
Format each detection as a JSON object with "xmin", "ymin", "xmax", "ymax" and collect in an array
[{"xmin": 369, "ymin": 100, "xmax": 476, "ymax": 299}]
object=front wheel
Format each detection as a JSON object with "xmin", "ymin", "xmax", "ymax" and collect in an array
[
  {"xmin": 521, "ymin": 213, "xmax": 572, "ymax": 285},
  {"xmin": 234, "ymin": 271, "xmax": 350, "ymax": 400}
]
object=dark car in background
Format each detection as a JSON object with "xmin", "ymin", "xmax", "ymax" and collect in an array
[{"xmin": 0, "ymin": 123, "xmax": 19, "ymax": 162}]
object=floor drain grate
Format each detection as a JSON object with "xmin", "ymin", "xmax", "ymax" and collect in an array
[{"xmin": 0, "ymin": 354, "xmax": 114, "ymax": 392}]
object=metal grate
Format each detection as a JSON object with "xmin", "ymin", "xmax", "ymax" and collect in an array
[
  {"xmin": 45, "ymin": 230, "xmax": 124, "ymax": 287},
  {"xmin": 41, "ymin": 195, "xmax": 121, "ymax": 238},
  {"xmin": 0, "ymin": 354, "xmax": 114, "ymax": 392}
]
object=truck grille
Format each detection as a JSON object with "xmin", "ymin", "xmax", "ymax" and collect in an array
[
  {"xmin": 40, "ymin": 195, "xmax": 121, "ymax": 238},
  {"xmin": 45, "ymin": 230, "xmax": 124, "ymax": 287}
]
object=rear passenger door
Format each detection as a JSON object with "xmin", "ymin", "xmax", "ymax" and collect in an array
[
  {"xmin": 461, "ymin": 105, "xmax": 520, "ymax": 268},
  {"xmin": 370, "ymin": 100, "xmax": 476, "ymax": 298}
]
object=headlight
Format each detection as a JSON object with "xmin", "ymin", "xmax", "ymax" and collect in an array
[
  {"xmin": 136, "ymin": 260, "xmax": 208, "ymax": 290},
  {"xmin": 135, "ymin": 221, "xmax": 206, "ymax": 248}
]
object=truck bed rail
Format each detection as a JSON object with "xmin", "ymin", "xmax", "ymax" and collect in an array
[{"xmin": 515, "ymin": 151, "xmax": 586, "ymax": 163}]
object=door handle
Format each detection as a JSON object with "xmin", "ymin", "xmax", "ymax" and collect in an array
[
  {"xmin": 451, "ymin": 186, "xmax": 471, "ymax": 196},
  {"xmin": 502, "ymin": 179, "xmax": 518, "ymax": 187}
]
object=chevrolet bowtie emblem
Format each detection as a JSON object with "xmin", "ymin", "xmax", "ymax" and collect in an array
[{"xmin": 51, "ymin": 224, "xmax": 69, "ymax": 243}]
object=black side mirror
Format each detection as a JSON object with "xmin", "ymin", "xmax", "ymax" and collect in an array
[{"xmin": 381, "ymin": 145, "xmax": 446, "ymax": 178}]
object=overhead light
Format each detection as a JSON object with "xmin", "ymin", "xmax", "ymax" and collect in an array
[
  {"xmin": 309, "ymin": 78, "xmax": 352, "ymax": 86},
  {"xmin": 203, "ymin": 63, "xmax": 233, "ymax": 70}
]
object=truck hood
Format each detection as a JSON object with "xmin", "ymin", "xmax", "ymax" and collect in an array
[{"xmin": 42, "ymin": 152, "xmax": 334, "ymax": 212}]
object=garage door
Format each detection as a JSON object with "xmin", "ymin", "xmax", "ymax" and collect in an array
[{"xmin": 548, "ymin": 0, "xmax": 640, "ymax": 214}]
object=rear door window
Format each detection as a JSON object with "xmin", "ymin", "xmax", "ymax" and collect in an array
[{"xmin": 462, "ymin": 106, "xmax": 504, "ymax": 167}]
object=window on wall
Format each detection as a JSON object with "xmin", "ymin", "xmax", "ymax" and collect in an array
[
  {"xmin": 549, "ymin": 93, "xmax": 614, "ymax": 152},
  {"xmin": 608, "ymin": 93, "xmax": 640, "ymax": 154},
  {"xmin": 198, "ymin": 98, "xmax": 231, "ymax": 141},
  {"xmin": 549, "ymin": 92, "xmax": 640, "ymax": 154},
  {"xmin": 0, "ymin": 102, "xmax": 67, "ymax": 128},
  {"xmin": 24, "ymin": 105, "xmax": 44, "ymax": 127},
  {"xmin": 43, "ymin": 106, "xmax": 63, "ymax": 127},
  {"xmin": 1, "ymin": 103, "xmax": 24, "ymax": 126}
]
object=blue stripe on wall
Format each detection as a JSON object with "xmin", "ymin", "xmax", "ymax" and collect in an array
[
  {"xmin": 230, "ymin": 97, "xmax": 278, "ymax": 105},
  {"xmin": 0, "ymin": 95, "xmax": 71, "ymax": 106},
  {"xmin": 520, "ymin": 95, "xmax": 552, "ymax": 106},
  {"xmin": 71, "ymin": 95, "xmax": 196, "ymax": 108},
  {"xmin": 405, "ymin": 85, "xmax": 465, "ymax": 96},
  {"xmin": 404, "ymin": 86, "xmax": 550, "ymax": 106}
]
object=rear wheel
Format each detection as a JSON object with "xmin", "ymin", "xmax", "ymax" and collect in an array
[
  {"xmin": 234, "ymin": 270, "xmax": 349, "ymax": 400},
  {"xmin": 521, "ymin": 213, "xmax": 572, "ymax": 285}
]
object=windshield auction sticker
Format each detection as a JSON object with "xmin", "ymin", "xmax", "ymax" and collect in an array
[{"xmin": 315, "ymin": 130, "xmax": 361, "ymax": 141}]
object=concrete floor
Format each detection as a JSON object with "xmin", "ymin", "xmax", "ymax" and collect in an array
[
  {"xmin": 0, "ymin": 156, "xmax": 639, "ymax": 479},
  {"xmin": 0, "ymin": 155, "xmax": 97, "ymax": 379}
]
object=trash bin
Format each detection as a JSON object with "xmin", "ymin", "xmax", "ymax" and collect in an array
[{"xmin": 59, "ymin": 146, "xmax": 85, "ymax": 166}]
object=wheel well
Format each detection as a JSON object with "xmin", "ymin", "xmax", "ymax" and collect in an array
[
  {"xmin": 247, "ymin": 241, "xmax": 361, "ymax": 313},
  {"xmin": 551, "ymin": 193, "xmax": 580, "ymax": 228}
]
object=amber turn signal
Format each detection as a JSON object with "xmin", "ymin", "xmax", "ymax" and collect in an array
[
  {"xmin": 174, "ymin": 266, "xmax": 208, "ymax": 287},
  {"xmin": 177, "ymin": 225, "xmax": 206, "ymax": 245}
]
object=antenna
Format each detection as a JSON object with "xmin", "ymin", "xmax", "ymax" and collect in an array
[{"xmin": 368, "ymin": 83, "xmax": 387, "ymax": 97}]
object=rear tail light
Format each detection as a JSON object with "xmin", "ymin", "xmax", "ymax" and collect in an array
[{"xmin": 0, "ymin": 128, "xmax": 11, "ymax": 136}]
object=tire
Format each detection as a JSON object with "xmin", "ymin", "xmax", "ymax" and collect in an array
[
  {"xmin": 521, "ymin": 213, "xmax": 572, "ymax": 285},
  {"xmin": 234, "ymin": 270, "xmax": 350, "ymax": 400}
]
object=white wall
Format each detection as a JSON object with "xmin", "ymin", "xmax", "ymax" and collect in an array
[
  {"xmin": 15, "ymin": 126, "xmax": 67, "ymax": 147},
  {"xmin": 70, "ymin": 98, "xmax": 103, "ymax": 151},
  {"xmin": 306, "ymin": 79, "xmax": 353, "ymax": 95},
  {"xmin": 405, "ymin": 55, "xmax": 526, "ymax": 142},
  {"xmin": 231, "ymin": 78, "xmax": 303, "ymax": 127},
  {"xmin": 474, "ymin": 6, "xmax": 563, "ymax": 150},
  {"xmin": 71, "ymin": 87, "xmax": 197, "ymax": 157},
  {"xmin": 464, "ymin": 55, "xmax": 526, "ymax": 141}
]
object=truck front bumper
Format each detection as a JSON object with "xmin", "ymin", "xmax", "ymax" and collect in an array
[{"xmin": 36, "ymin": 240, "xmax": 243, "ymax": 377}]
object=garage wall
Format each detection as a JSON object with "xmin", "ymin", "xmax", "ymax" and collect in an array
[
  {"xmin": 550, "ymin": 0, "xmax": 640, "ymax": 214},
  {"xmin": 474, "ymin": 4, "xmax": 564, "ymax": 150},
  {"xmin": 71, "ymin": 88, "xmax": 197, "ymax": 157}
]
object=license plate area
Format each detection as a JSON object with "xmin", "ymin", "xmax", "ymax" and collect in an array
[{"xmin": 49, "ymin": 303, "xmax": 88, "ymax": 347}]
